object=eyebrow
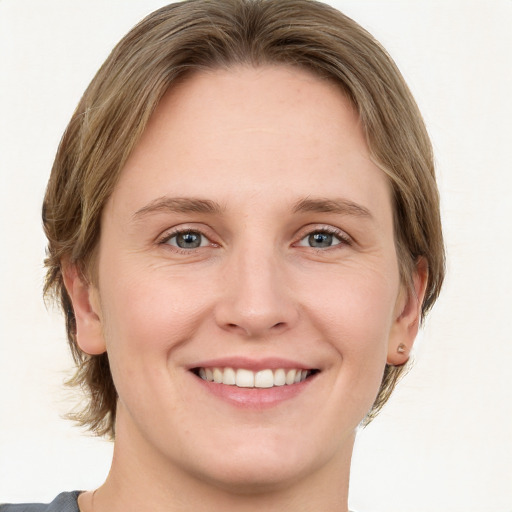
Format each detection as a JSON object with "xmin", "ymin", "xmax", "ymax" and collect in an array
[
  {"xmin": 292, "ymin": 197, "xmax": 373, "ymax": 219},
  {"xmin": 132, "ymin": 195, "xmax": 373, "ymax": 221},
  {"xmin": 133, "ymin": 196, "xmax": 224, "ymax": 220}
]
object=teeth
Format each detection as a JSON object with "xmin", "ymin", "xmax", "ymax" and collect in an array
[
  {"xmin": 273, "ymin": 368, "xmax": 286, "ymax": 386},
  {"xmin": 254, "ymin": 369, "xmax": 274, "ymax": 388},
  {"xmin": 197, "ymin": 367, "xmax": 312, "ymax": 388},
  {"xmin": 213, "ymin": 368, "xmax": 223, "ymax": 383},
  {"xmin": 236, "ymin": 368, "xmax": 254, "ymax": 388},
  {"xmin": 285, "ymin": 369, "xmax": 296, "ymax": 385},
  {"xmin": 222, "ymin": 367, "xmax": 236, "ymax": 385}
]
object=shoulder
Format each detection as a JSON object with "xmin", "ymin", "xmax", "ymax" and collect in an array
[{"xmin": 0, "ymin": 492, "xmax": 81, "ymax": 512}]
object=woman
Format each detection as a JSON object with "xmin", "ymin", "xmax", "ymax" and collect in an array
[{"xmin": 1, "ymin": 0, "xmax": 444, "ymax": 510}]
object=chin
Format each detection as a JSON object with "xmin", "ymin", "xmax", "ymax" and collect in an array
[
  {"xmin": 178, "ymin": 428, "xmax": 341, "ymax": 495},
  {"xmin": 193, "ymin": 456, "xmax": 315, "ymax": 495}
]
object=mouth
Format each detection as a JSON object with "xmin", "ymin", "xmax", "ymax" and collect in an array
[{"xmin": 192, "ymin": 367, "xmax": 319, "ymax": 389}]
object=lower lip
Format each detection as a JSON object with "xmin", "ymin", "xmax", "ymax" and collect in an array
[{"xmin": 192, "ymin": 372, "xmax": 317, "ymax": 409}]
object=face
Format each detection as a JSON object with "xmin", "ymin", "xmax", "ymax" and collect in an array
[{"xmin": 71, "ymin": 65, "xmax": 422, "ymax": 491}]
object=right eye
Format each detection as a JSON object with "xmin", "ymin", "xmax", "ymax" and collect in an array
[{"xmin": 163, "ymin": 230, "xmax": 210, "ymax": 250}]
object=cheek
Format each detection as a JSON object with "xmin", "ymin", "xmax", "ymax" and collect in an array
[
  {"xmin": 97, "ymin": 274, "xmax": 213, "ymax": 423},
  {"xmin": 302, "ymin": 266, "xmax": 398, "ymax": 403},
  {"xmin": 304, "ymin": 261, "xmax": 398, "ymax": 341},
  {"xmin": 98, "ymin": 265, "xmax": 214, "ymax": 380}
]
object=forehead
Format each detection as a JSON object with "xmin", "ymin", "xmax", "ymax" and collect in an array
[
  {"xmin": 106, "ymin": 64, "xmax": 391, "ymax": 223},
  {"xmin": 149, "ymin": 65, "xmax": 362, "ymax": 157}
]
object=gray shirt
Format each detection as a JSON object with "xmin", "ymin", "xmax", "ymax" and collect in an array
[{"xmin": 0, "ymin": 492, "xmax": 80, "ymax": 512}]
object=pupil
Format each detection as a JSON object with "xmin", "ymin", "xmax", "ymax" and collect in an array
[
  {"xmin": 309, "ymin": 232, "xmax": 332, "ymax": 248},
  {"xmin": 177, "ymin": 232, "xmax": 201, "ymax": 248}
]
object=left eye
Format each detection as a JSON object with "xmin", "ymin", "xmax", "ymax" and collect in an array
[
  {"xmin": 165, "ymin": 230, "xmax": 210, "ymax": 249},
  {"xmin": 297, "ymin": 231, "xmax": 344, "ymax": 248}
]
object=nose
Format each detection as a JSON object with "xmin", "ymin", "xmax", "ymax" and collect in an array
[{"xmin": 214, "ymin": 245, "xmax": 299, "ymax": 338}]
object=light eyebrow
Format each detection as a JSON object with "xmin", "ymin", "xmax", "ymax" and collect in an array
[
  {"xmin": 133, "ymin": 196, "xmax": 224, "ymax": 220},
  {"xmin": 292, "ymin": 197, "xmax": 373, "ymax": 219}
]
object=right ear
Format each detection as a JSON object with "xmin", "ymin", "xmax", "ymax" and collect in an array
[{"xmin": 62, "ymin": 263, "xmax": 106, "ymax": 355}]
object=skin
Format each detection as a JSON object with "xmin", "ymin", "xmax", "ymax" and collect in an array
[{"xmin": 67, "ymin": 65, "xmax": 427, "ymax": 512}]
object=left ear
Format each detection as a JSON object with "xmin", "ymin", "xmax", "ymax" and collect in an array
[{"xmin": 387, "ymin": 257, "xmax": 429, "ymax": 365}]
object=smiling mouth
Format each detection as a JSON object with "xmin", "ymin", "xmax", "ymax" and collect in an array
[{"xmin": 192, "ymin": 367, "xmax": 319, "ymax": 389}]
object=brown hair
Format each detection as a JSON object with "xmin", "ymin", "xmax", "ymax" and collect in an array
[{"xmin": 43, "ymin": 0, "xmax": 444, "ymax": 437}]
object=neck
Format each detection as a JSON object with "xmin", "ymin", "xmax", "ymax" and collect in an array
[{"xmin": 86, "ymin": 409, "xmax": 354, "ymax": 512}]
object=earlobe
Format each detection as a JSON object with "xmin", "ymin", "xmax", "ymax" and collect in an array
[
  {"xmin": 387, "ymin": 257, "xmax": 428, "ymax": 366},
  {"xmin": 62, "ymin": 263, "xmax": 106, "ymax": 355}
]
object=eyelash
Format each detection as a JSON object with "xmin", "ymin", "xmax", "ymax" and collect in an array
[
  {"xmin": 295, "ymin": 226, "xmax": 352, "ymax": 250},
  {"xmin": 158, "ymin": 228, "xmax": 218, "ymax": 254},
  {"xmin": 157, "ymin": 226, "xmax": 352, "ymax": 253}
]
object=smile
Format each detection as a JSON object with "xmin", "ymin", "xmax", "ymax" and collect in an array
[{"xmin": 195, "ymin": 367, "xmax": 317, "ymax": 388}]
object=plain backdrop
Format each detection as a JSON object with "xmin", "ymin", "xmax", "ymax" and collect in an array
[{"xmin": 0, "ymin": 1, "xmax": 511, "ymax": 511}]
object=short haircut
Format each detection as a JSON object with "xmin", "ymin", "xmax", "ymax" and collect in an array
[{"xmin": 43, "ymin": 0, "xmax": 445, "ymax": 438}]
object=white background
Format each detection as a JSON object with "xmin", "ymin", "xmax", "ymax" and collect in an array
[{"xmin": 0, "ymin": 1, "xmax": 511, "ymax": 511}]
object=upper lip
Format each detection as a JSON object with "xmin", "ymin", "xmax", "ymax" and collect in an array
[{"xmin": 188, "ymin": 356, "xmax": 318, "ymax": 372}]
